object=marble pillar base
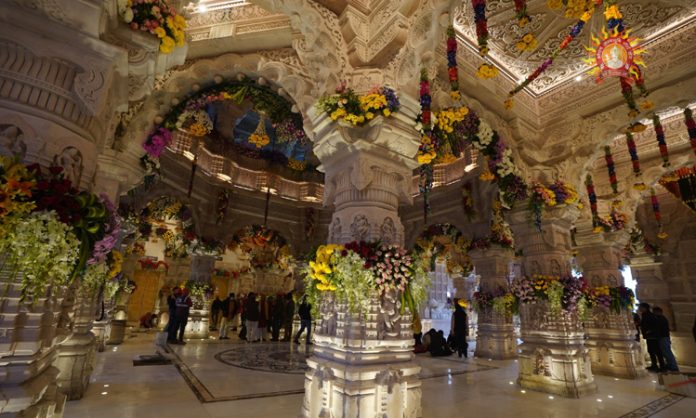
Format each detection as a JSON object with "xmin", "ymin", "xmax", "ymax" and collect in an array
[
  {"xmin": 183, "ymin": 309, "xmax": 209, "ymax": 339},
  {"xmin": 475, "ymin": 310, "xmax": 517, "ymax": 360},
  {"xmin": 91, "ymin": 320, "xmax": 109, "ymax": 352},
  {"xmin": 53, "ymin": 332, "xmax": 96, "ymax": 400},
  {"xmin": 518, "ymin": 304, "xmax": 597, "ymax": 398},
  {"xmin": 301, "ymin": 295, "xmax": 421, "ymax": 418},
  {"xmin": 586, "ymin": 308, "xmax": 646, "ymax": 379},
  {"xmin": 107, "ymin": 319, "xmax": 126, "ymax": 345}
]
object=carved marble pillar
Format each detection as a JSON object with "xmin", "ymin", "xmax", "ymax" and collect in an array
[
  {"xmin": 470, "ymin": 246, "xmax": 516, "ymax": 360},
  {"xmin": 53, "ymin": 286, "xmax": 98, "ymax": 400},
  {"xmin": 185, "ymin": 255, "xmax": 216, "ymax": 339},
  {"xmin": 0, "ymin": 265, "xmax": 67, "ymax": 418},
  {"xmin": 506, "ymin": 205, "xmax": 596, "ymax": 397},
  {"xmin": 301, "ymin": 109, "xmax": 422, "ymax": 418},
  {"xmin": 575, "ymin": 225, "xmax": 645, "ymax": 379},
  {"xmin": 631, "ymin": 254, "xmax": 674, "ymax": 325}
]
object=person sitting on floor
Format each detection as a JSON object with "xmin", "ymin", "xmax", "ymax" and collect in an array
[{"xmin": 429, "ymin": 329, "xmax": 453, "ymax": 357}]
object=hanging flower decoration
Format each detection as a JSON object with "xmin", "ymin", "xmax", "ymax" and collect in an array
[
  {"xmin": 584, "ymin": 1, "xmax": 649, "ymax": 120},
  {"xmin": 585, "ymin": 174, "xmax": 601, "ymax": 232},
  {"xmin": 652, "ymin": 114, "xmax": 670, "ymax": 167},
  {"xmin": 604, "ymin": 145, "xmax": 619, "ymax": 195},
  {"xmin": 229, "ymin": 224, "xmax": 293, "ymax": 271},
  {"xmin": 317, "ymin": 83, "xmax": 400, "ymax": 126},
  {"xmin": 471, "ymin": 0, "xmax": 490, "ymax": 56},
  {"xmin": 117, "ymin": 0, "xmax": 187, "ymax": 54},
  {"xmin": 650, "ymin": 188, "xmax": 668, "ymax": 239},
  {"xmin": 446, "ymin": 25, "xmax": 461, "ymax": 102},
  {"xmin": 417, "ymin": 69, "xmax": 436, "ymax": 216},
  {"xmin": 684, "ymin": 107, "xmax": 696, "ymax": 156},
  {"xmin": 624, "ymin": 132, "xmax": 646, "ymax": 190},
  {"xmin": 514, "ymin": 0, "xmax": 531, "ymax": 27},
  {"xmin": 305, "ymin": 241, "xmax": 429, "ymax": 316},
  {"xmin": 507, "ymin": 7, "xmax": 595, "ymax": 108},
  {"xmin": 594, "ymin": 201, "xmax": 628, "ymax": 233},
  {"xmin": 175, "ymin": 109, "xmax": 213, "ymax": 137}
]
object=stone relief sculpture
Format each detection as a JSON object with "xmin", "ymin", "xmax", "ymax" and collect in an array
[
  {"xmin": 329, "ymin": 217, "xmax": 341, "ymax": 243},
  {"xmin": 380, "ymin": 217, "xmax": 396, "ymax": 245},
  {"xmin": 550, "ymin": 259, "xmax": 562, "ymax": 276},
  {"xmin": 378, "ymin": 289, "xmax": 402, "ymax": 339},
  {"xmin": 53, "ymin": 146, "xmax": 83, "ymax": 187},
  {"xmin": 318, "ymin": 295, "xmax": 337, "ymax": 337},
  {"xmin": 350, "ymin": 214, "xmax": 369, "ymax": 242},
  {"xmin": 0, "ymin": 125, "xmax": 27, "ymax": 160}
]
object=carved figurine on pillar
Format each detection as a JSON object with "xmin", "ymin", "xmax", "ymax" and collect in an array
[
  {"xmin": 575, "ymin": 222, "xmax": 645, "ymax": 379},
  {"xmin": 301, "ymin": 99, "xmax": 423, "ymax": 418},
  {"xmin": 507, "ymin": 204, "xmax": 597, "ymax": 397}
]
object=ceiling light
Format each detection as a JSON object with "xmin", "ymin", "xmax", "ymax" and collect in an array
[
  {"xmin": 197, "ymin": 5, "xmax": 208, "ymax": 13},
  {"xmin": 548, "ymin": 396, "xmax": 554, "ymax": 400},
  {"xmin": 575, "ymin": 75, "xmax": 582, "ymax": 82}
]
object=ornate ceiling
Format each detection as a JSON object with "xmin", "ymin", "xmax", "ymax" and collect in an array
[{"xmin": 454, "ymin": 0, "xmax": 696, "ymax": 96}]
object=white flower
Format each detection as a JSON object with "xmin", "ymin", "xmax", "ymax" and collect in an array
[{"xmin": 478, "ymin": 121, "xmax": 494, "ymax": 146}]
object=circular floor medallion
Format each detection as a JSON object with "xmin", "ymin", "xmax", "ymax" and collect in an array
[{"xmin": 214, "ymin": 342, "xmax": 312, "ymax": 374}]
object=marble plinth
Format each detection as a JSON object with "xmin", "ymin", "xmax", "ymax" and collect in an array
[
  {"xmin": 183, "ymin": 309, "xmax": 210, "ymax": 339},
  {"xmin": 91, "ymin": 320, "xmax": 109, "ymax": 352},
  {"xmin": 585, "ymin": 308, "xmax": 645, "ymax": 379},
  {"xmin": 54, "ymin": 332, "xmax": 96, "ymax": 400},
  {"xmin": 301, "ymin": 294, "xmax": 421, "ymax": 418},
  {"xmin": 475, "ymin": 309, "xmax": 517, "ymax": 360},
  {"xmin": 107, "ymin": 319, "xmax": 127, "ymax": 345},
  {"xmin": 0, "ymin": 266, "xmax": 66, "ymax": 417},
  {"xmin": 518, "ymin": 303, "xmax": 597, "ymax": 398}
]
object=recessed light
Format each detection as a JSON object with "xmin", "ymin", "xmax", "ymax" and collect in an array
[
  {"xmin": 101, "ymin": 392, "xmax": 108, "ymax": 395},
  {"xmin": 575, "ymin": 75, "xmax": 582, "ymax": 81},
  {"xmin": 548, "ymin": 396, "xmax": 554, "ymax": 400},
  {"xmin": 596, "ymin": 398, "xmax": 602, "ymax": 403},
  {"xmin": 198, "ymin": 5, "xmax": 208, "ymax": 13},
  {"xmin": 520, "ymin": 390, "xmax": 526, "ymax": 394},
  {"xmin": 509, "ymin": 381, "xmax": 514, "ymax": 385},
  {"xmin": 103, "ymin": 384, "xmax": 109, "ymax": 388},
  {"xmin": 608, "ymin": 395, "xmax": 613, "ymax": 399}
]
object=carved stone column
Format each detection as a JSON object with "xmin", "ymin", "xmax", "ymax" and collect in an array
[
  {"xmin": 631, "ymin": 254, "xmax": 674, "ymax": 325},
  {"xmin": 469, "ymin": 246, "xmax": 516, "ymax": 360},
  {"xmin": 301, "ymin": 108, "xmax": 422, "ymax": 418},
  {"xmin": 53, "ymin": 286, "xmax": 98, "ymax": 400},
  {"xmin": 574, "ymin": 224, "xmax": 645, "ymax": 379},
  {"xmin": 506, "ymin": 205, "xmax": 596, "ymax": 397},
  {"xmin": 0, "ymin": 266, "xmax": 67, "ymax": 418},
  {"xmin": 184, "ymin": 255, "xmax": 216, "ymax": 339}
]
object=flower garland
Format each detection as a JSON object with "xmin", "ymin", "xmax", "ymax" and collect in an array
[
  {"xmin": 306, "ymin": 241, "xmax": 429, "ymax": 315},
  {"xmin": 585, "ymin": 174, "xmax": 600, "ymax": 228},
  {"xmin": 604, "ymin": 145, "xmax": 619, "ymax": 195},
  {"xmin": 511, "ymin": 274, "xmax": 589, "ymax": 315},
  {"xmin": 587, "ymin": 285, "xmax": 635, "ymax": 314},
  {"xmin": 471, "ymin": 0, "xmax": 490, "ymax": 56},
  {"xmin": 685, "ymin": 107, "xmax": 696, "ymax": 156},
  {"xmin": 652, "ymin": 114, "xmax": 670, "ymax": 167},
  {"xmin": 506, "ymin": 6, "xmax": 595, "ymax": 108},
  {"xmin": 141, "ymin": 79, "xmax": 311, "ymax": 175},
  {"xmin": 317, "ymin": 83, "xmax": 400, "ymax": 126},
  {"xmin": 625, "ymin": 132, "xmax": 646, "ymax": 190},
  {"xmin": 594, "ymin": 202, "xmax": 628, "ymax": 233},
  {"xmin": 118, "ymin": 0, "xmax": 186, "ymax": 54},
  {"xmin": 417, "ymin": 69, "xmax": 435, "ymax": 217},
  {"xmin": 446, "ymin": 26, "xmax": 461, "ymax": 102},
  {"xmin": 650, "ymin": 188, "xmax": 668, "ymax": 239},
  {"xmin": 514, "ymin": 0, "xmax": 531, "ymax": 27}
]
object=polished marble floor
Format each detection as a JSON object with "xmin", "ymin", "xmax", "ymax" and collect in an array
[{"xmin": 65, "ymin": 332, "xmax": 696, "ymax": 418}]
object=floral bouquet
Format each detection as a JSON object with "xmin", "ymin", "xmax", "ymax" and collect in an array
[
  {"xmin": 511, "ymin": 274, "xmax": 589, "ymax": 315},
  {"xmin": 175, "ymin": 109, "xmax": 213, "ymax": 137},
  {"xmin": 317, "ymin": 83, "xmax": 400, "ymax": 126},
  {"xmin": 474, "ymin": 287, "xmax": 516, "ymax": 316},
  {"xmin": 306, "ymin": 241, "xmax": 428, "ymax": 315},
  {"xmin": 587, "ymin": 285, "xmax": 634, "ymax": 314},
  {"xmin": 118, "ymin": 0, "xmax": 187, "ymax": 54}
]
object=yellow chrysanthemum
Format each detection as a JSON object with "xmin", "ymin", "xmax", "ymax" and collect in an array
[{"xmin": 154, "ymin": 27, "xmax": 166, "ymax": 39}]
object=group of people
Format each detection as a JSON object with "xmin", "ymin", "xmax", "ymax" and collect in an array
[
  {"xmin": 210, "ymin": 292, "xmax": 313, "ymax": 344},
  {"xmin": 637, "ymin": 302, "xmax": 680, "ymax": 373},
  {"xmin": 413, "ymin": 301, "xmax": 469, "ymax": 358}
]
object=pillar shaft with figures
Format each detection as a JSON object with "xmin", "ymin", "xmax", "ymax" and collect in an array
[
  {"xmin": 506, "ymin": 205, "xmax": 597, "ymax": 397},
  {"xmin": 301, "ymin": 106, "xmax": 422, "ymax": 418},
  {"xmin": 470, "ymin": 246, "xmax": 517, "ymax": 360},
  {"xmin": 575, "ymin": 224, "xmax": 645, "ymax": 379}
]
